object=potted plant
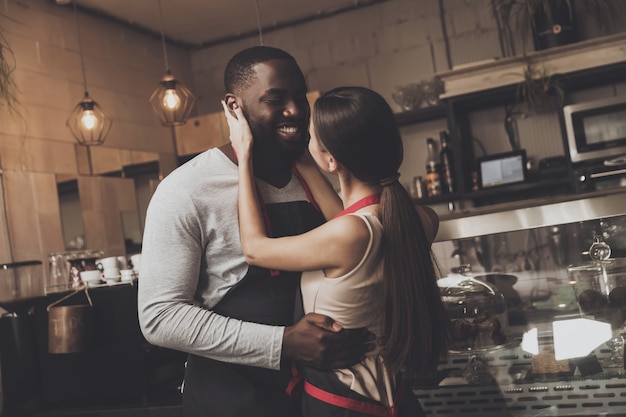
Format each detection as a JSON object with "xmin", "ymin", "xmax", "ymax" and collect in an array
[
  {"xmin": 493, "ymin": 0, "xmax": 614, "ymax": 53},
  {"xmin": 494, "ymin": 0, "xmax": 577, "ymax": 52},
  {"xmin": 493, "ymin": 0, "xmax": 613, "ymax": 114}
]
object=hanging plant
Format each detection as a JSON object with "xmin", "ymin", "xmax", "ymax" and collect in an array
[
  {"xmin": 515, "ymin": 58, "xmax": 564, "ymax": 114},
  {"xmin": 0, "ymin": 12, "xmax": 19, "ymax": 114}
]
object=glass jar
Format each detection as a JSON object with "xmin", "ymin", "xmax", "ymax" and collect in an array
[
  {"xmin": 438, "ymin": 272, "xmax": 508, "ymax": 351},
  {"xmin": 568, "ymin": 235, "xmax": 626, "ymax": 329},
  {"xmin": 48, "ymin": 253, "xmax": 69, "ymax": 293}
]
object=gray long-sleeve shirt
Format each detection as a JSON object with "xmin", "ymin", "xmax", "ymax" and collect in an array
[{"xmin": 137, "ymin": 149, "xmax": 309, "ymax": 370}]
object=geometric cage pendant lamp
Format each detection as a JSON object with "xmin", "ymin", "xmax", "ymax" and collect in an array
[
  {"xmin": 149, "ymin": 0, "xmax": 196, "ymax": 127},
  {"xmin": 66, "ymin": 2, "xmax": 112, "ymax": 146}
]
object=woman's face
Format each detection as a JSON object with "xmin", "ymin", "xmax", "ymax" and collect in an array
[{"xmin": 308, "ymin": 121, "xmax": 332, "ymax": 173}]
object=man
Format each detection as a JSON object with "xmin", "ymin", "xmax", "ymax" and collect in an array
[{"xmin": 138, "ymin": 46, "xmax": 371, "ymax": 417}]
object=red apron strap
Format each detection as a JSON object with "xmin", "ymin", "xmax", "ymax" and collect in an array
[
  {"xmin": 291, "ymin": 164, "xmax": 321, "ymax": 212},
  {"xmin": 390, "ymin": 379, "xmax": 406, "ymax": 417},
  {"xmin": 303, "ymin": 380, "xmax": 395, "ymax": 417},
  {"xmin": 285, "ymin": 360, "xmax": 304, "ymax": 397}
]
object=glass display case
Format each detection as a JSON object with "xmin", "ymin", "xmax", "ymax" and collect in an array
[{"xmin": 417, "ymin": 190, "xmax": 626, "ymax": 417}]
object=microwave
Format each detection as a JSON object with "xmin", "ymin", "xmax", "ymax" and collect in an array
[{"xmin": 563, "ymin": 95, "xmax": 626, "ymax": 164}]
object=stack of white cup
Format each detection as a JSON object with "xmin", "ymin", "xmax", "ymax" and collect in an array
[
  {"xmin": 97, "ymin": 256, "xmax": 121, "ymax": 284},
  {"xmin": 120, "ymin": 268, "xmax": 135, "ymax": 282},
  {"xmin": 119, "ymin": 253, "xmax": 141, "ymax": 283},
  {"xmin": 130, "ymin": 253, "xmax": 141, "ymax": 278}
]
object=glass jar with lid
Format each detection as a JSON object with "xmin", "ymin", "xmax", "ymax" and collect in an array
[
  {"xmin": 438, "ymin": 266, "xmax": 508, "ymax": 352},
  {"xmin": 568, "ymin": 235, "xmax": 626, "ymax": 329}
]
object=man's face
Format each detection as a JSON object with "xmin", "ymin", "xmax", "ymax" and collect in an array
[{"xmin": 239, "ymin": 59, "xmax": 310, "ymax": 160}]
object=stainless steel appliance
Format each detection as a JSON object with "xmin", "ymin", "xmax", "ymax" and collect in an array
[{"xmin": 563, "ymin": 95, "xmax": 626, "ymax": 164}]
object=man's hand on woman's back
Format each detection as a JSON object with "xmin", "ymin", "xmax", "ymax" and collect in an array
[{"xmin": 282, "ymin": 312, "xmax": 376, "ymax": 369}]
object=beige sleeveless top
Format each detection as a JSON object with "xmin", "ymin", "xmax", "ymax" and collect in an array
[{"xmin": 300, "ymin": 212, "xmax": 396, "ymax": 406}]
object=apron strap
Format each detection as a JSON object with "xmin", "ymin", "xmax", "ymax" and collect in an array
[
  {"xmin": 302, "ymin": 378, "xmax": 407, "ymax": 417},
  {"xmin": 285, "ymin": 360, "xmax": 304, "ymax": 397},
  {"xmin": 291, "ymin": 164, "xmax": 321, "ymax": 212}
]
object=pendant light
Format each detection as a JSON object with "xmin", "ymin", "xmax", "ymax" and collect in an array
[
  {"xmin": 66, "ymin": 1, "xmax": 112, "ymax": 146},
  {"xmin": 149, "ymin": 0, "xmax": 195, "ymax": 127}
]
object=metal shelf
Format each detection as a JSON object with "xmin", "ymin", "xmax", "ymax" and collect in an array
[{"xmin": 394, "ymin": 105, "xmax": 447, "ymax": 126}]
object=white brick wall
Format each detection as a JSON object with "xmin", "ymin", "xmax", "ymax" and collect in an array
[
  {"xmin": 191, "ymin": 0, "xmax": 506, "ymax": 114},
  {"xmin": 1, "ymin": 0, "xmax": 194, "ymax": 169}
]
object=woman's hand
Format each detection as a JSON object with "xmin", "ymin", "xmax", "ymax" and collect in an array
[{"xmin": 221, "ymin": 100, "xmax": 253, "ymax": 159}]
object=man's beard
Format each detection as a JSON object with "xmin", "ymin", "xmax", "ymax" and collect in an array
[{"xmin": 244, "ymin": 111, "xmax": 309, "ymax": 161}]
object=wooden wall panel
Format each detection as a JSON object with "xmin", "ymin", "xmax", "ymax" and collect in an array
[
  {"xmin": 78, "ymin": 176, "xmax": 138, "ymax": 257},
  {"xmin": 3, "ymin": 171, "xmax": 65, "ymax": 262},
  {"xmin": 89, "ymin": 147, "xmax": 125, "ymax": 175},
  {"xmin": 175, "ymin": 112, "xmax": 228, "ymax": 157},
  {"xmin": 2, "ymin": 170, "xmax": 65, "ymax": 262},
  {"xmin": 0, "ymin": 176, "xmax": 12, "ymax": 264},
  {"xmin": 0, "ymin": 136, "xmax": 77, "ymax": 174}
]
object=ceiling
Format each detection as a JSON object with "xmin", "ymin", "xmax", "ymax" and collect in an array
[{"xmin": 67, "ymin": 0, "xmax": 386, "ymax": 48}]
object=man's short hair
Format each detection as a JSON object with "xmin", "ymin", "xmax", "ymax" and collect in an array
[{"xmin": 224, "ymin": 46, "xmax": 297, "ymax": 94}]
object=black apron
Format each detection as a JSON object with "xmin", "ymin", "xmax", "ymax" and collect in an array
[{"xmin": 182, "ymin": 199, "xmax": 325, "ymax": 417}]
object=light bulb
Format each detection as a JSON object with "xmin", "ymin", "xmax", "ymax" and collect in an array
[
  {"xmin": 163, "ymin": 89, "xmax": 181, "ymax": 111},
  {"xmin": 81, "ymin": 110, "xmax": 98, "ymax": 130}
]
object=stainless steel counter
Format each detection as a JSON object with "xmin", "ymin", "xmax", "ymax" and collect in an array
[{"xmin": 436, "ymin": 189, "xmax": 626, "ymax": 242}]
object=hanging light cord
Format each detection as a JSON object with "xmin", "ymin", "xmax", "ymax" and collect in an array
[
  {"xmin": 157, "ymin": 0, "xmax": 171, "ymax": 73},
  {"xmin": 73, "ymin": 1, "xmax": 89, "ymax": 97},
  {"xmin": 254, "ymin": 0, "xmax": 264, "ymax": 46}
]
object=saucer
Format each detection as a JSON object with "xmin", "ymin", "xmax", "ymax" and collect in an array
[
  {"xmin": 104, "ymin": 275, "xmax": 122, "ymax": 285},
  {"xmin": 83, "ymin": 279, "xmax": 104, "ymax": 288}
]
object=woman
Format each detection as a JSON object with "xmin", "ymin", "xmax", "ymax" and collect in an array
[{"xmin": 222, "ymin": 86, "xmax": 450, "ymax": 416}]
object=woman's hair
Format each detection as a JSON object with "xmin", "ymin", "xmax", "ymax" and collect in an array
[{"xmin": 313, "ymin": 86, "xmax": 450, "ymax": 378}]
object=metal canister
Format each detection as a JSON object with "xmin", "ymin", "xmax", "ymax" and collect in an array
[{"xmin": 47, "ymin": 288, "xmax": 93, "ymax": 354}]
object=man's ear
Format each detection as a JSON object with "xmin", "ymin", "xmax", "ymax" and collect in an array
[{"xmin": 225, "ymin": 94, "xmax": 239, "ymax": 111}]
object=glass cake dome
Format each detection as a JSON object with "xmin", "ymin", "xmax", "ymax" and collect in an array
[{"xmin": 438, "ymin": 267, "xmax": 508, "ymax": 352}]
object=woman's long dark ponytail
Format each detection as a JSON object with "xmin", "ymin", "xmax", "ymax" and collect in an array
[{"xmin": 379, "ymin": 182, "xmax": 449, "ymax": 377}]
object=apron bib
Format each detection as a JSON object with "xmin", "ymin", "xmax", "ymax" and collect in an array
[{"xmin": 183, "ymin": 200, "xmax": 324, "ymax": 417}]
